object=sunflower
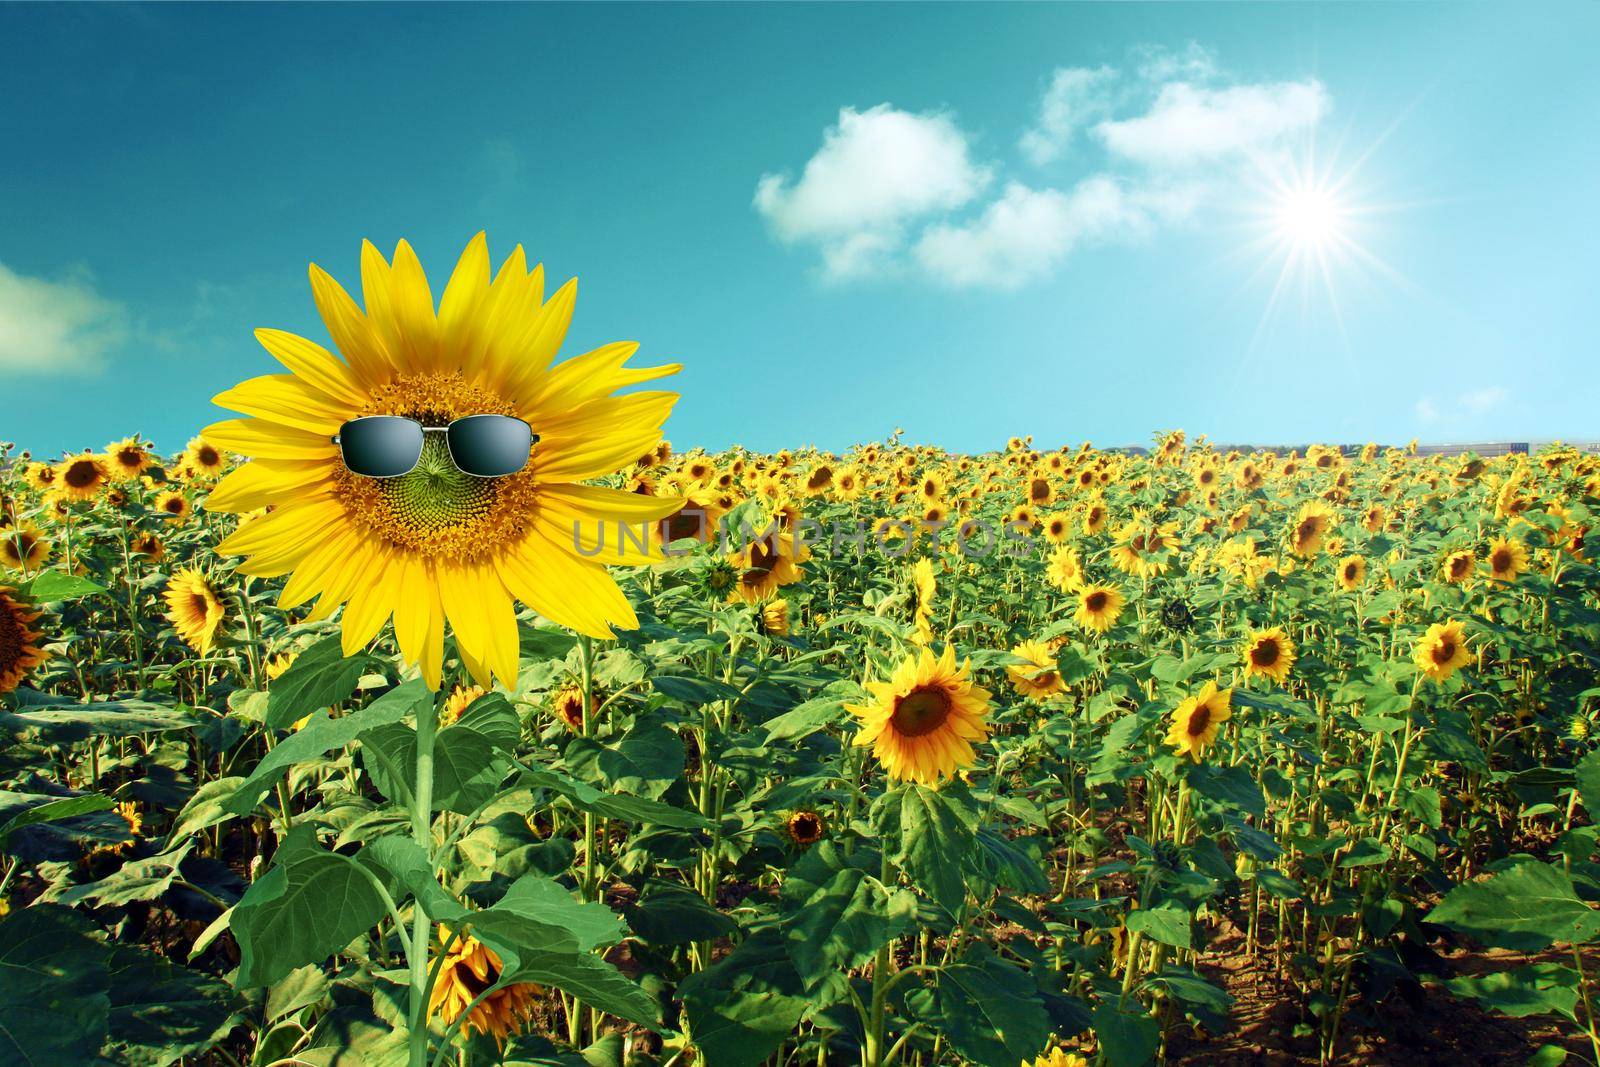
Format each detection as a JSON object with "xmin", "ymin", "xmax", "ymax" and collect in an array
[
  {"xmin": 551, "ymin": 682, "xmax": 587, "ymax": 731},
  {"xmin": 55, "ymin": 452, "xmax": 110, "ymax": 503},
  {"xmin": 130, "ymin": 530, "xmax": 165, "ymax": 561},
  {"xmin": 1110, "ymin": 517, "xmax": 1179, "ymax": 578},
  {"xmin": 759, "ymin": 597, "xmax": 791, "ymax": 637},
  {"xmin": 1486, "ymin": 537, "xmax": 1529, "ymax": 583},
  {"xmin": 1027, "ymin": 1050, "xmax": 1090, "ymax": 1067},
  {"xmin": 440, "ymin": 684, "xmax": 487, "ymax": 728},
  {"xmin": 802, "ymin": 463, "xmax": 834, "ymax": 496},
  {"xmin": 0, "ymin": 522, "xmax": 50, "ymax": 572},
  {"xmin": 785, "ymin": 810, "xmax": 825, "ymax": 846},
  {"xmin": 264, "ymin": 651, "xmax": 297, "ymax": 681},
  {"xmin": 1007, "ymin": 639, "xmax": 1064, "ymax": 701},
  {"xmin": 1413, "ymin": 620, "xmax": 1471, "ymax": 683},
  {"xmin": 1045, "ymin": 544, "xmax": 1083, "ymax": 593},
  {"xmin": 1165, "ymin": 681, "xmax": 1233, "ymax": 762},
  {"xmin": 1041, "ymin": 511, "xmax": 1073, "ymax": 545},
  {"xmin": 656, "ymin": 489, "xmax": 726, "ymax": 546},
  {"xmin": 1288, "ymin": 501, "xmax": 1335, "ymax": 559},
  {"xmin": 153, "ymin": 489, "xmax": 192, "ymax": 520},
  {"xmin": 0, "ymin": 586, "xmax": 49, "ymax": 692},
  {"xmin": 22, "ymin": 462, "xmax": 59, "ymax": 492},
  {"xmin": 163, "ymin": 568, "xmax": 226, "ymax": 655},
  {"xmin": 182, "ymin": 435, "xmax": 228, "ymax": 480},
  {"xmin": 910, "ymin": 557, "xmax": 937, "ymax": 644},
  {"xmin": 1336, "ymin": 554, "xmax": 1367, "ymax": 591},
  {"xmin": 203, "ymin": 235, "xmax": 681, "ymax": 690},
  {"xmin": 1081, "ymin": 499, "xmax": 1108, "ymax": 536},
  {"xmin": 1240, "ymin": 626, "xmax": 1295, "ymax": 685},
  {"xmin": 1026, "ymin": 474, "xmax": 1055, "ymax": 507},
  {"xmin": 728, "ymin": 530, "xmax": 807, "ymax": 604},
  {"xmin": 429, "ymin": 930, "xmax": 539, "ymax": 1043},
  {"xmin": 1074, "ymin": 583, "xmax": 1124, "ymax": 633},
  {"xmin": 846, "ymin": 645, "xmax": 992, "ymax": 786},
  {"xmin": 104, "ymin": 436, "xmax": 152, "ymax": 480},
  {"xmin": 1441, "ymin": 549, "xmax": 1476, "ymax": 585}
]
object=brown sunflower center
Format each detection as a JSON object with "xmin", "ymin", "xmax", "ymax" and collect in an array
[
  {"xmin": 1251, "ymin": 640, "xmax": 1281, "ymax": 668},
  {"xmin": 743, "ymin": 541, "xmax": 778, "ymax": 581},
  {"xmin": 892, "ymin": 685, "xmax": 954, "ymax": 737},
  {"xmin": 789, "ymin": 813, "xmax": 822, "ymax": 841},
  {"xmin": 1085, "ymin": 590, "xmax": 1109, "ymax": 612},
  {"xmin": 190, "ymin": 593, "xmax": 211, "ymax": 620},
  {"xmin": 1450, "ymin": 556, "xmax": 1471, "ymax": 579},
  {"xmin": 1432, "ymin": 639, "xmax": 1457, "ymax": 665},
  {"xmin": 1186, "ymin": 705, "xmax": 1212, "ymax": 736},
  {"xmin": 116, "ymin": 447, "xmax": 143, "ymax": 467},
  {"xmin": 1344, "ymin": 562, "xmax": 1359, "ymax": 580},
  {"xmin": 1491, "ymin": 549, "xmax": 1512, "ymax": 572},
  {"xmin": 64, "ymin": 461, "xmax": 100, "ymax": 488},
  {"xmin": 164, "ymin": 497, "xmax": 185, "ymax": 514},
  {"xmin": 335, "ymin": 373, "xmax": 538, "ymax": 563}
]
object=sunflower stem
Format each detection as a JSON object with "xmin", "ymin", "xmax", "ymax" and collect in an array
[{"xmin": 408, "ymin": 685, "xmax": 440, "ymax": 1067}]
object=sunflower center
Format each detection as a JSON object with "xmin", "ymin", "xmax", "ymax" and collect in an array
[
  {"xmin": 1432, "ymin": 639, "xmax": 1457, "ymax": 665},
  {"xmin": 1187, "ymin": 705, "xmax": 1212, "ymax": 736},
  {"xmin": 1492, "ymin": 549, "xmax": 1511, "ymax": 572},
  {"xmin": 1086, "ymin": 591, "xmax": 1108, "ymax": 612},
  {"xmin": 892, "ymin": 685, "xmax": 953, "ymax": 737},
  {"xmin": 334, "ymin": 373, "xmax": 539, "ymax": 563},
  {"xmin": 64, "ymin": 461, "xmax": 99, "ymax": 488},
  {"xmin": 1251, "ymin": 641, "xmax": 1280, "ymax": 668}
]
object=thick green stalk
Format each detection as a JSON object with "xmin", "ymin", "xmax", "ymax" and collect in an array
[{"xmin": 408, "ymin": 690, "xmax": 440, "ymax": 1067}]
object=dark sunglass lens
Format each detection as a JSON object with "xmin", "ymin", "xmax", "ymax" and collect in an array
[
  {"xmin": 339, "ymin": 417, "xmax": 423, "ymax": 477},
  {"xmin": 448, "ymin": 415, "xmax": 532, "ymax": 477}
]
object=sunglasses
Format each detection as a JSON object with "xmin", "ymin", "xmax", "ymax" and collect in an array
[{"xmin": 332, "ymin": 415, "xmax": 537, "ymax": 478}]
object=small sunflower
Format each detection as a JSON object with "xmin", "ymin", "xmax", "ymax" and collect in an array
[
  {"xmin": 182, "ymin": 435, "xmax": 228, "ymax": 480},
  {"xmin": 551, "ymin": 682, "xmax": 587, "ymax": 732},
  {"xmin": 1288, "ymin": 500, "xmax": 1335, "ymax": 559},
  {"xmin": 1240, "ymin": 626, "xmax": 1295, "ymax": 685},
  {"xmin": 440, "ymin": 684, "xmax": 487, "ymax": 728},
  {"xmin": 1336, "ymin": 554, "xmax": 1367, "ymax": 591},
  {"xmin": 1413, "ymin": 620, "xmax": 1471, "ymax": 683},
  {"xmin": 911, "ymin": 557, "xmax": 936, "ymax": 644},
  {"xmin": 785, "ymin": 809, "xmax": 825, "ymax": 847},
  {"xmin": 846, "ymin": 645, "xmax": 993, "ymax": 786},
  {"xmin": 1045, "ymin": 544, "xmax": 1083, "ymax": 593},
  {"xmin": 22, "ymin": 462, "xmax": 59, "ymax": 493},
  {"xmin": 1165, "ymin": 681, "xmax": 1233, "ymax": 762},
  {"xmin": 55, "ymin": 452, "xmax": 111, "ymax": 503},
  {"xmin": 429, "ymin": 930, "xmax": 539, "ymax": 1043},
  {"xmin": 701, "ymin": 558, "xmax": 738, "ymax": 598},
  {"xmin": 728, "ymin": 531, "xmax": 808, "ymax": 604},
  {"xmin": 1042, "ymin": 511, "xmax": 1072, "ymax": 544},
  {"xmin": 105, "ymin": 437, "xmax": 152, "ymax": 481},
  {"xmin": 0, "ymin": 522, "xmax": 51, "ymax": 572},
  {"xmin": 1486, "ymin": 537, "xmax": 1529, "ymax": 583},
  {"xmin": 163, "ymin": 568, "xmax": 226, "ymax": 655},
  {"xmin": 1110, "ymin": 517, "xmax": 1179, "ymax": 578},
  {"xmin": 153, "ymin": 489, "xmax": 192, "ymax": 520},
  {"xmin": 129, "ymin": 530, "xmax": 165, "ymax": 561},
  {"xmin": 1073, "ymin": 583, "xmax": 1125, "ymax": 633},
  {"xmin": 758, "ymin": 596, "xmax": 791, "ymax": 637},
  {"xmin": 0, "ymin": 585, "xmax": 49, "ymax": 692},
  {"xmin": 1441, "ymin": 549, "xmax": 1476, "ymax": 585},
  {"xmin": 1007, "ymin": 639, "xmax": 1064, "ymax": 701},
  {"xmin": 1027, "ymin": 1050, "xmax": 1090, "ymax": 1067}
]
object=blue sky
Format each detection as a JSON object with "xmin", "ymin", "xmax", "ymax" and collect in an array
[{"xmin": 1, "ymin": 2, "xmax": 1595, "ymax": 458}]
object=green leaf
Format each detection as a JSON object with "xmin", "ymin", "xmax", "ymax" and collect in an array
[
  {"xmin": 1426, "ymin": 861, "xmax": 1600, "ymax": 951},
  {"xmin": 759, "ymin": 693, "xmax": 846, "ymax": 743},
  {"xmin": 166, "ymin": 777, "xmax": 247, "ymax": 847},
  {"xmin": 1093, "ymin": 1002, "xmax": 1160, "ymax": 1067},
  {"xmin": 363, "ymin": 693, "xmax": 518, "ymax": 814},
  {"xmin": 21, "ymin": 569, "xmax": 106, "ymax": 601},
  {"xmin": 918, "ymin": 946, "xmax": 1051, "ymax": 1067},
  {"xmin": 1126, "ymin": 904, "xmax": 1192, "ymax": 950},
  {"xmin": 677, "ymin": 929, "xmax": 808, "ymax": 1067},
  {"xmin": 226, "ymin": 678, "xmax": 432, "ymax": 816},
  {"xmin": 0, "ymin": 905, "xmax": 111, "ymax": 1066},
  {"xmin": 894, "ymin": 785, "xmax": 974, "ymax": 916},
  {"xmin": 264, "ymin": 635, "xmax": 375, "ymax": 730},
  {"xmin": 0, "ymin": 702, "xmax": 198, "ymax": 742},
  {"xmin": 102, "ymin": 941, "xmax": 242, "ymax": 1066},
  {"xmin": 785, "ymin": 867, "xmax": 916, "ymax": 990},
  {"xmin": 521, "ymin": 766, "xmax": 710, "ymax": 829},
  {"xmin": 1577, "ymin": 749, "xmax": 1600, "ymax": 816},
  {"xmin": 469, "ymin": 910, "xmax": 658, "ymax": 1028},
  {"xmin": 230, "ymin": 825, "xmax": 389, "ymax": 987},
  {"xmin": 51, "ymin": 845, "xmax": 191, "ymax": 908},
  {"xmin": 1446, "ymin": 964, "xmax": 1580, "ymax": 1019},
  {"xmin": 0, "ymin": 793, "xmax": 115, "ymax": 850},
  {"xmin": 627, "ymin": 880, "xmax": 739, "ymax": 946},
  {"xmin": 566, "ymin": 722, "xmax": 684, "ymax": 799}
]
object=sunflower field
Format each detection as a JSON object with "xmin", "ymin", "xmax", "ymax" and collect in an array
[{"xmin": 3, "ymin": 239, "xmax": 1600, "ymax": 1067}]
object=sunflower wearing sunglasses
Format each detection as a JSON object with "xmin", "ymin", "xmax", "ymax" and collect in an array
[{"xmin": 204, "ymin": 234, "xmax": 682, "ymax": 690}]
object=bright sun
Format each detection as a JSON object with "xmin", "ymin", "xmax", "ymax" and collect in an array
[{"xmin": 1275, "ymin": 186, "xmax": 1344, "ymax": 247}]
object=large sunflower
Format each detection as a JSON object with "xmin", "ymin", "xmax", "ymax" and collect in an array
[
  {"xmin": 1164, "ymin": 681, "xmax": 1233, "ymax": 762},
  {"xmin": 0, "ymin": 585, "xmax": 49, "ymax": 692},
  {"xmin": 1007, "ymin": 639, "xmax": 1064, "ymax": 701},
  {"xmin": 1240, "ymin": 626, "xmax": 1295, "ymax": 685},
  {"xmin": 429, "ymin": 930, "xmax": 539, "ymax": 1043},
  {"xmin": 163, "ymin": 568, "xmax": 226, "ymax": 655},
  {"xmin": 1413, "ymin": 619, "xmax": 1471, "ymax": 683},
  {"xmin": 846, "ymin": 644, "xmax": 993, "ymax": 786},
  {"xmin": 204, "ymin": 235, "xmax": 681, "ymax": 689},
  {"xmin": 1110, "ymin": 516, "xmax": 1179, "ymax": 579},
  {"xmin": 55, "ymin": 452, "xmax": 110, "ymax": 503}
]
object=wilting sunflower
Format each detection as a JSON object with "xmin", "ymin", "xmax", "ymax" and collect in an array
[
  {"xmin": 0, "ymin": 586, "xmax": 49, "ymax": 692},
  {"xmin": 1336, "ymin": 554, "xmax": 1367, "ymax": 591},
  {"xmin": 429, "ymin": 930, "xmax": 539, "ymax": 1043},
  {"xmin": 1486, "ymin": 537, "xmax": 1529, "ymax": 583},
  {"xmin": 1074, "ymin": 583, "xmax": 1125, "ymax": 633},
  {"xmin": 1240, "ymin": 626, "xmax": 1295, "ymax": 685},
  {"xmin": 1288, "ymin": 500, "xmax": 1335, "ymax": 559},
  {"xmin": 1165, "ymin": 681, "xmax": 1233, "ymax": 762},
  {"xmin": 785, "ymin": 809, "xmax": 825, "ymax": 846},
  {"xmin": 1441, "ymin": 549, "xmax": 1476, "ymax": 585},
  {"xmin": 0, "ymin": 522, "xmax": 50, "ymax": 572},
  {"xmin": 758, "ymin": 597, "xmax": 791, "ymax": 637},
  {"xmin": 846, "ymin": 644, "xmax": 993, "ymax": 786},
  {"xmin": 105, "ymin": 437, "xmax": 152, "ymax": 480},
  {"xmin": 153, "ymin": 489, "xmax": 192, "ymax": 521},
  {"xmin": 203, "ymin": 235, "xmax": 681, "ymax": 690},
  {"xmin": 1045, "ymin": 544, "xmax": 1082, "ymax": 593},
  {"xmin": 728, "ymin": 531, "xmax": 807, "ymax": 604},
  {"xmin": 551, "ymin": 682, "xmax": 587, "ymax": 731},
  {"xmin": 1007, "ymin": 639, "xmax": 1064, "ymax": 701},
  {"xmin": 163, "ymin": 568, "xmax": 226, "ymax": 655},
  {"xmin": 911, "ymin": 557, "xmax": 936, "ymax": 644},
  {"xmin": 55, "ymin": 452, "xmax": 110, "ymax": 503},
  {"xmin": 1414, "ymin": 619, "xmax": 1471, "ymax": 683}
]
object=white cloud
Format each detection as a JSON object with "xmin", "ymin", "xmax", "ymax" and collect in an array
[
  {"xmin": 915, "ymin": 177, "xmax": 1197, "ymax": 289},
  {"xmin": 1417, "ymin": 388, "xmax": 1510, "ymax": 426},
  {"xmin": 754, "ymin": 105, "xmax": 991, "ymax": 279},
  {"xmin": 1461, "ymin": 385, "xmax": 1509, "ymax": 415},
  {"xmin": 1132, "ymin": 42, "xmax": 1219, "ymax": 83},
  {"xmin": 1019, "ymin": 66, "xmax": 1118, "ymax": 166},
  {"xmin": 0, "ymin": 261, "xmax": 125, "ymax": 374},
  {"xmin": 1415, "ymin": 396, "xmax": 1442, "ymax": 423},
  {"xmin": 1095, "ymin": 80, "xmax": 1330, "ymax": 169}
]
